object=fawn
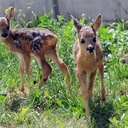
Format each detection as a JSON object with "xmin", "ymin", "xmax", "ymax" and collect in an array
[
  {"xmin": 0, "ymin": 7, "xmax": 71, "ymax": 91},
  {"xmin": 71, "ymin": 14, "xmax": 106, "ymax": 117}
]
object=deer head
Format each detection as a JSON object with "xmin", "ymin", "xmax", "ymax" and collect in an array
[
  {"xmin": 71, "ymin": 14, "xmax": 102, "ymax": 53},
  {"xmin": 0, "ymin": 7, "xmax": 14, "ymax": 39}
]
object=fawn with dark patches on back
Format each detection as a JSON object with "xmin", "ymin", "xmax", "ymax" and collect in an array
[
  {"xmin": 0, "ymin": 7, "xmax": 71, "ymax": 92},
  {"xmin": 71, "ymin": 14, "xmax": 106, "ymax": 118}
]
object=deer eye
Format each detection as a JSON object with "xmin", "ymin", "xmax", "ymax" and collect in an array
[
  {"xmin": 93, "ymin": 37, "xmax": 96, "ymax": 42},
  {"xmin": 6, "ymin": 26, "xmax": 9, "ymax": 30},
  {"xmin": 80, "ymin": 39, "xmax": 85, "ymax": 44}
]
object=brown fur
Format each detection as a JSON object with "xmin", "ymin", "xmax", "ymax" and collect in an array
[
  {"xmin": 72, "ymin": 14, "xmax": 106, "ymax": 118},
  {"xmin": 122, "ymin": 54, "xmax": 128, "ymax": 64},
  {"xmin": 0, "ymin": 7, "xmax": 71, "ymax": 91}
]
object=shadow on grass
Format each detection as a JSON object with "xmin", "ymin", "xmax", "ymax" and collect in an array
[
  {"xmin": 90, "ymin": 98, "xmax": 114, "ymax": 128},
  {"xmin": 4, "ymin": 90, "xmax": 28, "ymax": 112}
]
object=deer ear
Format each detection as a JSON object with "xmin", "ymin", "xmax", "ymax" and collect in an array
[
  {"xmin": 90, "ymin": 14, "xmax": 102, "ymax": 32},
  {"xmin": 6, "ymin": 7, "xmax": 14, "ymax": 21},
  {"xmin": 71, "ymin": 15, "xmax": 82, "ymax": 32}
]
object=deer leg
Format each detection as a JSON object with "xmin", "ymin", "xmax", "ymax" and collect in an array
[
  {"xmin": 98, "ymin": 62, "xmax": 106, "ymax": 100},
  {"xmin": 88, "ymin": 70, "xmax": 97, "ymax": 97},
  {"xmin": 77, "ymin": 71, "xmax": 90, "ymax": 118},
  {"xmin": 38, "ymin": 58, "xmax": 52, "ymax": 88},
  {"xmin": 18, "ymin": 54, "xmax": 25, "ymax": 91},
  {"xmin": 24, "ymin": 54, "xmax": 31, "ymax": 80},
  {"xmin": 47, "ymin": 48, "xmax": 71, "ymax": 88},
  {"xmin": 18, "ymin": 53, "xmax": 31, "ymax": 91}
]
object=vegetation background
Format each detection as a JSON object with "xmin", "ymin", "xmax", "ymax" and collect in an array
[{"xmin": 0, "ymin": 9, "xmax": 128, "ymax": 128}]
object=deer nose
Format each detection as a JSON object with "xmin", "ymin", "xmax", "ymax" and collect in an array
[
  {"xmin": 1, "ymin": 33, "xmax": 8, "ymax": 38},
  {"xmin": 1, "ymin": 29, "xmax": 8, "ymax": 38},
  {"xmin": 86, "ymin": 44, "xmax": 94, "ymax": 53}
]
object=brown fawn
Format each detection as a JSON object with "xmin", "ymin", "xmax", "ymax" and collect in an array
[
  {"xmin": 0, "ymin": 7, "xmax": 71, "ymax": 91},
  {"xmin": 71, "ymin": 14, "xmax": 106, "ymax": 117}
]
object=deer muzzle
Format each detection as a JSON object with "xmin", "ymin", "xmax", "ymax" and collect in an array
[
  {"xmin": 86, "ymin": 44, "xmax": 94, "ymax": 53},
  {"xmin": 1, "ymin": 29, "xmax": 8, "ymax": 38}
]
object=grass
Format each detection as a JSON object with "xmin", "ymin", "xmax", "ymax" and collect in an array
[{"xmin": 0, "ymin": 12, "xmax": 128, "ymax": 128}]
